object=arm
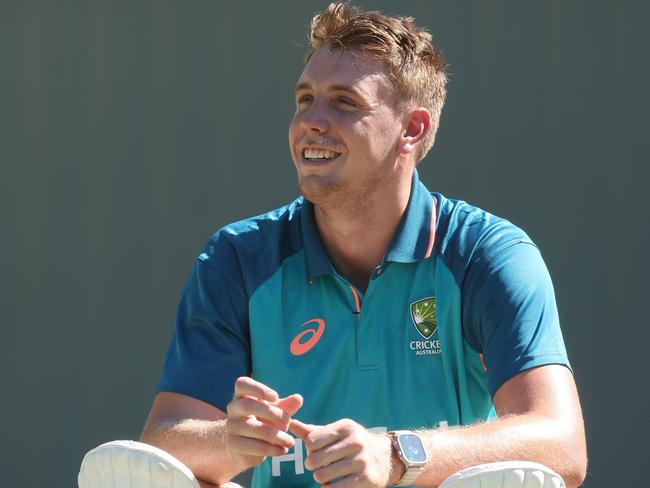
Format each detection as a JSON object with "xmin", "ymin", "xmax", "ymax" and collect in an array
[
  {"xmin": 141, "ymin": 239, "xmax": 262, "ymax": 484},
  {"xmin": 290, "ymin": 364, "xmax": 586, "ymax": 488},
  {"xmin": 140, "ymin": 391, "xmax": 239, "ymax": 486},
  {"xmin": 411, "ymin": 364, "xmax": 586, "ymax": 487},
  {"xmin": 140, "ymin": 378, "xmax": 303, "ymax": 486},
  {"xmin": 412, "ymin": 237, "xmax": 587, "ymax": 486}
]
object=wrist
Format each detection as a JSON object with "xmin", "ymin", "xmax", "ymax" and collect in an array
[
  {"xmin": 387, "ymin": 430, "xmax": 428, "ymax": 486},
  {"xmin": 385, "ymin": 434, "xmax": 407, "ymax": 485}
]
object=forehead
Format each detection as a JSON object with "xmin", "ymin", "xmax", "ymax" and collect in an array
[{"xmin": 297, "ymin": 47, "xmax": 393, "ymax": 99}]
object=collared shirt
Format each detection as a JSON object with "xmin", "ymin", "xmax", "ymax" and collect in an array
[{"xmin": 157, "ymin": 170, "xmax": 569, "ymax": 488}]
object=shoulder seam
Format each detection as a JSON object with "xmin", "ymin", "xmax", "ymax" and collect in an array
[
  {"xmin": 197, "ymin": 258, "xmax": 249, "ymax": 303},
  {"xmin": 481, "ymin": 238, "xmax": 538, "ymax": 262},
  {"xmin": 466, "ymin": 240, "xmax": 539, "ymax": 307},
  {"xmin": 462, "ymin": 241, "xmax": 541, "ymax": 354}
]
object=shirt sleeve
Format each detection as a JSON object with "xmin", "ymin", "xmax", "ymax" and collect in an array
[
  {"xmin": 156, "ymin": 247, "xmax": 250, "ymax": 412},
  {"xmin": 463, "ymin": 240, "xmax": 570, "ymax": 397}
]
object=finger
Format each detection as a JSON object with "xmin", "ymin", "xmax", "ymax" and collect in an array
[
  {"xmin": 197, "ymin": 481, "xmax": 218, "ymax": 488},
  {"xmin": 229, "ymin": 434, "xmax": 289, "ymax": 458},
  {"xmin": 230, "ymin": 416, "xmax": 295, "ymax": 449},
  {"xmin": 197, "ymin": 481, "xmax": 219, "ymax": 488},
  {"xmin": 228, "ymin": 397, "xmax": 290, "ymax": 427},
  {"xmin": 274, "ymin": 393, "xmax": 303, "ymax": 416},
  {"xmin": 305, "ymin": 438, "xmax": 357, "ymax": 471},
  {"xmin": 289, "ymin": 418, "xmax": 317, "ymax": 440},
  {"xmin": 233, "ymin": 376, "xmax": 279, "ymax": 402},
  {"xmin": 293, "ymin": 421, "xmax": 346, "ymax": 452},
  {"xmin": 322, "ymin": 472, "xmax": 365, "ymax": 488},
  {"xmin": 312, "ymin": 455, "xmax": 360, "ymax": 485}
]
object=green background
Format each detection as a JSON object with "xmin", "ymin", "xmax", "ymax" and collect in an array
[{"xmin": 2, "ymin": 1, "xmax": 648, "ymax": 486}]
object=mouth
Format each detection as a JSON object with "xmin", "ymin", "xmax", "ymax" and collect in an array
[{"xmin": 301, "ymin": 147, "xmax": 342, "ymax": 164}]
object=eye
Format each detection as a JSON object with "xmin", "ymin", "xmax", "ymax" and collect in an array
[
  {"xmin": 337, "ymin": 96, "xmax": 357, "ymax": 107},
  {"xmin": 297, "ymin": 94, "xmax": 313, "ymax": 105}
]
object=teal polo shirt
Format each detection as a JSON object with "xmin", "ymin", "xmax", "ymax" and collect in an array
[{"xmin": 157, "ymin": 171, "xmax": 569, "ymax": 487}]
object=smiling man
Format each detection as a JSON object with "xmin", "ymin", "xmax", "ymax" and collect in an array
[{"xmin": 141, "ymin": 3, "xmax": 587, "ymax": 487}]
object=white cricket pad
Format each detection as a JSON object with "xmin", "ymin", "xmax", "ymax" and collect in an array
[
  {"xmin": 439, "ymin": 461, "xmax": 566, "ymax": 488},
  {"xmin": 78, "ymin": 440, "xmax": 200, "ymax": 488}
]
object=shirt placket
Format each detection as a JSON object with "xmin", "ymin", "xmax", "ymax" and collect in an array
[{"xmin": 334, "ymin": 270, "xmax": 382, "ymax": 371}]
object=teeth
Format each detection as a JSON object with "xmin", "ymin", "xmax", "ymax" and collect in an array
[{"xmin": 304, "ymin": 148, "xmax": 338, "ymax": 160}]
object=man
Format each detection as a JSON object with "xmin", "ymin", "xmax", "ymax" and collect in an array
[{"xmin": 141, "ymin": 3, "xmax": 587, "ymax": 487}]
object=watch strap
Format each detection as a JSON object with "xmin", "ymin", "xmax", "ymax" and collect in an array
[
  {"xmin": 389, "ymin": 430, "xmax": 427, "ymax": 486},
  {"xmin": 396, "ymin": 465, "xmax": 425, "ymax": 486}
]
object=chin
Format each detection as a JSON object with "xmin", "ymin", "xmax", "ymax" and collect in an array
[{"xmin": 298, "ymin": 174, "xmax": 345, "ymax": 206}]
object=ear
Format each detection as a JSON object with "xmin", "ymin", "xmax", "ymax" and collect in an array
[{"xmin": 397, "ymin": 108, "xmax": 431, "ymax": 157}]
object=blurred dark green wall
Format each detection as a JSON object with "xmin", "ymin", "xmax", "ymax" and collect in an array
[{"xmin": 2, "ymin": 1, "xmax": 648, "ymax": 486}]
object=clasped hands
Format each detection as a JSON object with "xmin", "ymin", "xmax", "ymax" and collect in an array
[{"xmin": 226, "ymin": 377, "xmax": 403, "ymax": 487}]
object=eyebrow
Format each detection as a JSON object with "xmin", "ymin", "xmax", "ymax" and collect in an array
[
  {"xmin": 294, "ymin": 82, "xmax": 365, "ymax": 99},
  {"xmin": 294, "ymin": 82, "xmax": 311, "ymax": 93}
]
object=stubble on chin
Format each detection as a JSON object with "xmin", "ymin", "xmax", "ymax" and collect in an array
[
  {"xmin": 298, "ymin": 173, "xmax": 343, "ymax": 207},
  {"xmin": 298, "ymin": 172, "xmax": 376, "ymax": 219}
]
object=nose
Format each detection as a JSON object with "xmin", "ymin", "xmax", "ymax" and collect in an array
[{"xmin": 299, "ymin": 97, "xmax": 329, "ymax": 134}]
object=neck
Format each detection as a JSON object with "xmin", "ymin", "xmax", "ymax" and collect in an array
[{"xmin": 314, "ymin": 170, "xmax": 413, "ymax": 292}]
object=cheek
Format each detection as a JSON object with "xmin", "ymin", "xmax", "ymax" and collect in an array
[
  {"xmin": 288, "ymin": 117, "xmax": 300, "ymax": 150},
  {"xmin": 374, "ymin": 117, "xmax": 401, "ymax": 153},
  {"xmin": 357, "ymin": 120, "xmax": 396, "ymax": 156},
  {"xmin": 288, "ymin": 116, "xmax": 297, "ymax": 138}
]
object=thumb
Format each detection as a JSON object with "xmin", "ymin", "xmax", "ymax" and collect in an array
[
  {"xmin": 289, "ymin": 418, "xmax": 316, "ymax": 440},
  {"xmin": 275, "ymin": 393, "xmax": 303, "ymax": 416}
]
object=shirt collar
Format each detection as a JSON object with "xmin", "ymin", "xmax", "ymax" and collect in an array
[
  {"xmin": 300, "ymin": 198, "xmax": 336, "ymax": 279},
  {"xmin": 300, "ymin": 169, "xmax": 437, "ymax": 280},
  {"xmin": 384, "ymin": 169, "xmax": 437, "ymax": 263}
]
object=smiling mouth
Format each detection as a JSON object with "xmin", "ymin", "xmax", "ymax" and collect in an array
[{"xmin": 302, "ymin": 148, "xmax": 341, "ymax": 162}]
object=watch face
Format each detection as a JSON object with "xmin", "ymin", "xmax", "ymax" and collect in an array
[{"xmin": 397, "ymin": 434, "xmax": 427, "ymax": 463}]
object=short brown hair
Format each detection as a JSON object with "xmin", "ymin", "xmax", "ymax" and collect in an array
[{"xmin": 308, "ymin": 2, "xmax": 447, "ymax": 160}]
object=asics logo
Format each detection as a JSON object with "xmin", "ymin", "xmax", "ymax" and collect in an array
[{"xmin": 290, "ymin": 318, "xmax": 326, "ymax": 356}]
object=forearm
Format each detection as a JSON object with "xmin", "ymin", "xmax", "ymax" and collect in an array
[
  {"xmin": 140, "ymin": 417, "xmax": 243, "ymax": 485},
  {"xmin": 414, "ymin": 413, "xmax": 586, "ymax": 488}
]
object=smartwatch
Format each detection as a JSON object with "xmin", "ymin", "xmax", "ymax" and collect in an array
[{"xmin": 388, "ymin": 430, "xmax": 428, "ymax": 486}]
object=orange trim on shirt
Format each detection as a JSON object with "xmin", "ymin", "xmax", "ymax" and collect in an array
[
  {"xmin": 479, "ymin": 353, "xmax": 488, "ymax": 372},
  {"xmin": 424, "ymin": 198, "xmax": 438, "ymax": 259},
  {"xmin": 349, "ymin": 285, "xmax": 361, "ymax": 314}
]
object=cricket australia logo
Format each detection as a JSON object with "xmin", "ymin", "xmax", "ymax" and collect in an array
[{"xmin": 409, "ymin": 297, "xmax": 441, "ymax": 355}]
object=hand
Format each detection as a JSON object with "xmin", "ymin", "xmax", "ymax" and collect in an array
[
  {"xmin": 290, "ymin": 418, "xmax": 403, "ymax": 487},
  {"xmin": 226, "ymin": 376, "xmax": 303, "ymax": 470}
]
